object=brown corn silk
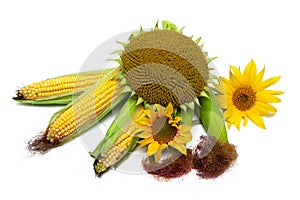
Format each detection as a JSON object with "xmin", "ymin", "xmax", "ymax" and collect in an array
[{"xmin": 192, "ymin": 136, "xmax": 238, "ymax": 179}]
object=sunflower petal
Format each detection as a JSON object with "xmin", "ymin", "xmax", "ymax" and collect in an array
[
  {"xmin": 230, "ymin": 65, "xmax": 244, "ymax": 86},
  {"xmin": 138, "ymin": 137, "xmax": 154, "ymax": 149},
  {"xmin": 220, "ymin": 77, "xmax": 235, "ymax": 91},
  {"xmin": 243, "ymin": 116, "xmax": 248, "ymax": 127},
  {"xmin": 230, "ymin": 65, "xmax": 243, "ymax": 78},
  {"xmin": 149, "ymin": 106, "xmax": 157, "ymax": 120},
  {"xmin": 138, "ymin": 131, "xmax": 153, "ymax": 138},
  {"xmin": 154, "ymin": 149, "xmax": 162, "ymax": 163},
  {"xmin": 246, "ymin": 109, "xmax": 266, "ymax": 129},
  {"xmin": 165, "ymin": 103, "xmax": 173, "ymax": 118},
  {"xmin": 260, "ymin": 90, "xmax": 284, "ymax": 95},
  {"xmin": 179, "ymin": 124, "xmax": 192, "ymax": 133},
  {"xmin": 225, "ymin": 105, "xmax": 234, "ymax": 120},
  {"xmin": 229, "ymin": 108, "xmax": 243, "ymax": 130},
  {"xmin": 155, "ymin": 104, "xmax": 165, "ymax": 117},
  {"xmin": 135, "ymin": 118, "xmax": 152, "ymax": 126},
  {"xmin": 256, "ymin": 92, "xmax": 282, "ymax": 103},
  {"xmin": 147, "ymin": 141, "xmax": 159, "ymax": 156},
  {"xmin": 143, "ymin": 110, "xmax": 151, "ymax": 118},
  {"xmin": 243, "ymin": 59, "xmax": 257, "ymax": 84},
  {"xmin": 174, "ymin": 132, "xmax": 192, "ymax": 143},
  {"xmin": 260, "ymin": 76, "xmax": 281, "ymax": 90},
  {"xmin": 169, "ymin": 116, "xmax": 181, "ymax": 124},
  {"xmin": 168, "ymin": 141, "xmax": 187, "ymax": 155},
  {"xmin": 216, "ymin": 95, "xmax": 227, "ymax": 109},
  {"xmin": 213, "ymin": 83, "xmax": 225, "ymax": 94},
  {"xmin": 252, "ymin": 67, "xmax": 265, "ymax": 90}
]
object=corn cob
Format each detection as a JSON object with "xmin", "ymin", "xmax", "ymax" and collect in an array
[
  {"xmin": 14, "ymin": 69, "xmax": 114, "ymax": 105},
  {"xmin": 27, "ymin": 68, "xmax": 128, "ymax": 154},
  {"xmin": 93, "ymin": 99, "xmax": 144, "ymax": 177}
]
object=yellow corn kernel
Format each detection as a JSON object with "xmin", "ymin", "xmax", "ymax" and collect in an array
[
  {"xmin": 14, "ymin": 70, "xmax": 109, "ymax": 100},
  {"xmin": 46, "ymin": 70, "xmax": 121, "ymax": 143},
  {"xmin": 94, "ymin": 108, "xmax": 144, "ymax": 175}
]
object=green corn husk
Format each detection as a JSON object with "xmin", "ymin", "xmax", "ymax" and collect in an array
[
  {"xmin": 13, "ymin": 68, "xmax": 115, "ymax": 105},
  {"xmin": 91, "ymin": 95, "xmax": 142, "ymax": 157},
  {"xmin": 92, "ymin": 96, "xmax": 143, "ymax": 176},
  {"xmin": 198, "ymin": 87, "xmax": 228, "ymax": 142}
]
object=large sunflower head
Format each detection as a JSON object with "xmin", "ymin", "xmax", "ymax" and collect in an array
[
  {"xmin": 135, "ymin": 103, "xmax": 192, "ymax": 162},
  {"xmin": 215, "ymin": 59, "xmax": 283, "ymax": 129},
  {"xmin": 120, "ymin": 21, "xmax": 209, "ymax": 107}
]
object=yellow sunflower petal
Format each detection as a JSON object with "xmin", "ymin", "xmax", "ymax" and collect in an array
[
  {"xmin": 227, "ymin": 121, "xmax": 234, "ymax": 129},
  {"xmin": 243, "ymin": 59, "xmax": 257, "ymax": 85},
  {"xmin": 174, "ymin": 132, "xmax": 192, "ymax": 143},
  {"xmin": 216, "ymin": 94, "xmax": 227, "ymax": 109},
  {"xmin": 260, "ymin": 90, "xmax": 284, "ymax": 95},
  {"xmin": 155, "ymin": 104, "xmax": 165, "ymax": 117},
  {"xmin": 245, "ymin": 109, "xmax": 266, "ymax": 129},
  {"xmin": 229, "ymin": 108, "xmax": 243, "ymax": 130},
  {"xmin": 225, "ymin": 105, "xmax": 235, "ymax": 120},
  {"xmin": 138, "ymin": 131, "xmax": 153, "ymax": 138},
  {"xmin": 149, "ymin": 106, "xmax": 157, "ymax": 121},
  {"xmin": 154, "ymin": 149, "xmax": 162, "ymax": 163},
  {"xmin": 137, "ymin": 126, "xmax": 152, "ymax": 133},
  {"xmin": 256, "ymin": 92, "xmax": 281, "ymax": 103},
  {"xmin": 143, "ymin": 110, "xmax": 151, "ymax": 118},
  {"xmin": 147, "ymin": 141, "xmax": 160, "ymax": 156},
  {"xmin": 138, "ymin": 137, "xmax": 154, "ymax": 149},
  {"xmin": 179, "ymin": 124, "xmax": 192, "ymax": 133},
  {"xmin": 230, "ymin": 65, "xmax": 244, "ymax": 86},
  {"xmin": 220, "ymin": 77, "xmax": 236, "ymax": 91},
  {"xmin": 160, "ymin": 143, "xmax": 168, "ymax": 149},
  {"xmin": 168, "ymin": 141, "xmax": 187, "ymax": 155},
  {"xmin": 165, "ymin": 103, "xmax": 173, "ymax": 118},
  {"xmin": 254, "ymin": 101, "xmax": 277, "ymax": 115},
  {"xmin": 213, "ymin": 83, "xmax": 225, "ymax": 94},
  {"xmin": 135, "ymin": 118, "xmax": 152, "ymax": 126},
  {"xmin": 259, "ymin": 76, "xmax": 281, "ymax": 90},
  {"xmin": 252, "ymin": 67, "xmax": 265, "ymax": 90},
  {"xmin": 169, "ymin": 116, "xmax": 181, "ymax": 124},
  {"xmin": 230, "ymin": 65, "xmax": 243, "ymax": 78}
]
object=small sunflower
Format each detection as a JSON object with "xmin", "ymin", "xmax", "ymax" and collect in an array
[
  {"xmin": 135, "ymin": 103, "xmax": 192, "ymax": 162},
  {"xmin": 215, "ymin": 59, "xmax": 283, "ymax": 129}
]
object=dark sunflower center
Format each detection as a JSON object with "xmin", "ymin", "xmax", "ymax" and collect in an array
[
  {"xmin": 122, "ymin": 30, "xmax": 209, "ymax": 106},
  {"xmin": 232, "ymin": 87, "xmax": 256, "ymax": 111},
  {"xmin": 152, "ymin": 116, "xmax": 177, "ymax": 144}
]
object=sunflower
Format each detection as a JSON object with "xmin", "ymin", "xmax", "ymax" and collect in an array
[
  {"xmin": 215, "ymin": 59, "xmax": 283, "ymax": 129},
  {"xmin": 135, "ymin": 103, "xmax": 192, "ymax": 162}
]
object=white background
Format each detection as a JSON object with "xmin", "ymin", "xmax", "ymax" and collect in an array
[{"xmin": 1, "ymin": 0, "xmax": 298, "ymax": 199}]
